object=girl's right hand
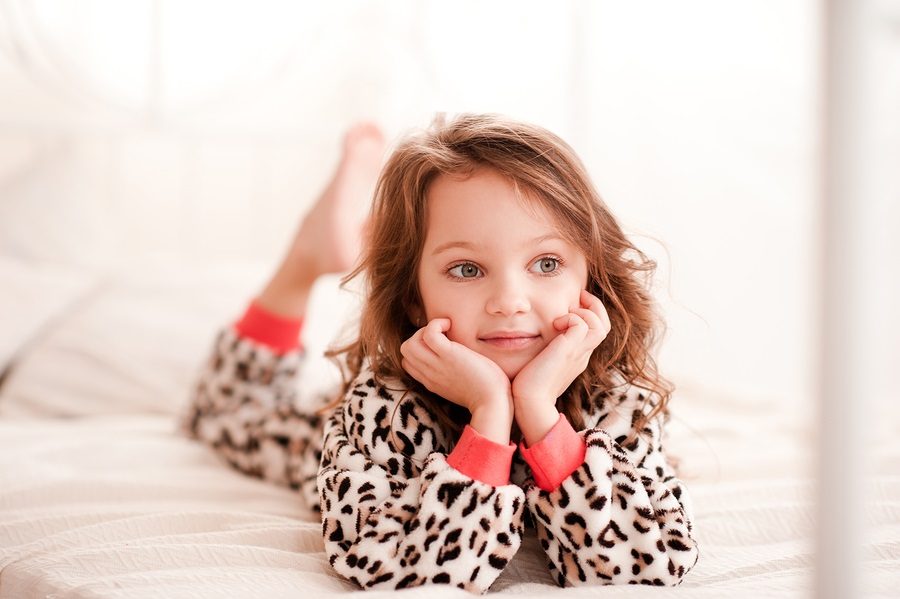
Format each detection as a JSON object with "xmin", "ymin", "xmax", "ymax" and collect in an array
[{"xmin": 400, "ymin": 318, "xmax": 512, "ymax": 415}]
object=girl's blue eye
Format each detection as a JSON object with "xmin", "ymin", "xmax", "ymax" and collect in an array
[
  {"xmin": 531, "ymin": 257, "xmax": 560, "ymax": 274},
  {"xmin": 448, "ymin": 263, "xmax": 481, "ymax": 278}
]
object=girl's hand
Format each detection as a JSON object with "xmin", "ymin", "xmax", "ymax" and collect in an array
[
  {"xmin": 400, "ymin": 318, "xmax": 513, "ymax": 415},
  {"xmin": 512, "ymin": 290, "xmax": 611, "ymax": 411}
]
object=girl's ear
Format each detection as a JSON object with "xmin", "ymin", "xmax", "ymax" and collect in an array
[{"xmin": 406, "ymin": 302, "xmax": 425, "ymax": 328}]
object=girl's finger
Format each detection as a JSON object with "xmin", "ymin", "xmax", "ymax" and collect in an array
[
  {"xmin": 560, "ymin": 312, "xmax": 589, "ymax": 342},
  {"xmin": 404, "ymin": 331, "xmax": 440, "ymax": 364},
  {"xmin": 572, "ymin": 306, "xmax": 603, "ymax": 331},
  {"xmin": 575, "ymin": 307, "xmax": 608, "ymax": 341},
  {"xmin": 430, "ymin": 317, "xmax": 452, "ymax": 333},
  {"xmin": 552, "ymin": 314, "xmax": 569, "ymax": 331},
  {"xmin": 581, "ymin": 289, "xmax": 610, "ymax": 328},
  {"xmin": 553, "ymin": 313, "xmax": 589, "ymax": 346},
  {"xmin": 581, "ymin": 290, "xmax": 612, "ymax": 333},
  {"xmin": 421, "ymin": 318, "xmax": 452, "ymax": 354},
  {"xmin": 553, "ymin": 312, "xmax": 580, "ymax": 331},
  {"xmin": 400, "ymin": 332, "xmax": 426, "ymax": 359}
]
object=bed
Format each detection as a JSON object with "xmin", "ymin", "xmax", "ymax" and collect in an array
[{"xmin": 1, "ymin": 255, "xmax": 898, "ymax": 598}]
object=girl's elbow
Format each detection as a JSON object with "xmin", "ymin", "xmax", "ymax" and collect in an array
[{"xmin": 661, "ymin": 540, "xmax": 700, "ymax": 586}]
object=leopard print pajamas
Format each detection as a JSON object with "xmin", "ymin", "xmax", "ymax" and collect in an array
[{"xmin": 183, "ymin": 327, "xmax": 699, "ymax": 593}]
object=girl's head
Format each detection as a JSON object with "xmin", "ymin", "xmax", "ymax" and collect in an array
[
  {"xmin": 415, "ymin": 166, "xmax": 588, "ymax": 380},
  {"xmin": 330, "ymin": 113, "xmax": 672, "ymax": 442}
]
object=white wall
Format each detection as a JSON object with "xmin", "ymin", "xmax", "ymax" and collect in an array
[{"xmin": 0, "ymin": 0, "xmax": 874, "ymax": 412}]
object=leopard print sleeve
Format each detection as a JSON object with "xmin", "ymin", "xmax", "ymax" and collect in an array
[
  {"xmin": 181, "ymin": 326, "xmax": 330, "ymax": 515},
  {"xmin": 524, "ymin": 386, "xmax": 700, "ymax": 587},
  {"xmin": 318, "ymin": 369, "xmax": 527, "ymax": 594}
]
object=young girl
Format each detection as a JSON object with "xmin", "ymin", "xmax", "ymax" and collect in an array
[{"xmin": 183, "ymin": 115, "xmax": 699, "ymax": 593}]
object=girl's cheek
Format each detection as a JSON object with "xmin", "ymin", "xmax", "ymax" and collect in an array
[{"xmin": 443, "ymin": 325, "xmax": 462, "ymax": 344}]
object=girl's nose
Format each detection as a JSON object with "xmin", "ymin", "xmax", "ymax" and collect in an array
[{"xmin": 485, "ymin": 275, "xmax": 531, "ymax": 316}]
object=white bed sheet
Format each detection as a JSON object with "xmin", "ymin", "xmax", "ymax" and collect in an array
[{"xmin": 2, "ymin": 394, "xmax": 898, "ymax": 598}]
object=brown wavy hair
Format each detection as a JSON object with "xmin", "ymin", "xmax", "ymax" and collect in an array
[{"xmin": 318, "ymin": 113, "xmax": 674, "ymax": 452}]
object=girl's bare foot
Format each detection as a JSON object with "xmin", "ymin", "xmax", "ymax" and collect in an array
[
  {"xmin": 290, "ymin": 122, "xmax": 386, "ymax": 278},
  {"xmin": 257, "ymin": 123, "xmax": 385, "ymax": 319}
]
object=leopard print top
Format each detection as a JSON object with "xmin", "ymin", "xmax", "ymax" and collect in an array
[{"xmin": 183, "ymin": 326, "xmax": 699, "ymax": 593}]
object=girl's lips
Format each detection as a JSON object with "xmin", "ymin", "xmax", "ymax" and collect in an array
[{"xmin": 479, "ymin": 335, "xmax": 540, "ymax": 350}]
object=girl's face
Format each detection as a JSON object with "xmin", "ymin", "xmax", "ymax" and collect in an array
[{"xmin": 416, "ymin": 168, "xmax": 589, "ymax": 379}]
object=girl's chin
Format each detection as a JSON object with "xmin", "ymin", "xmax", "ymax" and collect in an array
[
  {"xmin": 465, "ymin": 344, "xmax": 537, "ymax": 379},
  {"xmin": 496, "ymin": 358, "xmax": 528, "ymax": 380},
  {"xmin": 502, "ymin": 368, "xmax": 523, "ymax": 380}
]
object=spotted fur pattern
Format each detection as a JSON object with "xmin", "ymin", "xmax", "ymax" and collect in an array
[
  {"xmin": 184, "ymin": 326, "xmax": 699, "ymax": 593},
  {"xmin": 182, "ymin": 328, "xmax": 327, "ymax": 513}
]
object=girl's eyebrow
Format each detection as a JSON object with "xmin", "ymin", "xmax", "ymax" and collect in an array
[
  {"xmin": 432, "ymin": 241, "xmax": 477, "ymax": 256},
  {"xmin": 431, "ymin": 234, "xmax": 564, "ymax": 256},
  {"xmin": 529, "ymin": 233, "xmax": 566, "ymax": 246}
]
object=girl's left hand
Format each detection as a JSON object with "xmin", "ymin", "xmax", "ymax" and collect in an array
[{"xmin": 511, "ymin": 289, "xmax": 611, "ymax": 409}]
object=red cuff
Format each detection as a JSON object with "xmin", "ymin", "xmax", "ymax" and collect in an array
[
  {"xmin": 518, "ymin": 413, "xmax": 586, "ymax": 492},
  {"xmin": 233, "ymin": 299, "xmax": 304, "ymax": 354},
  {"xmin": 447, "ymin": 425, "xmax": 516, "ymax": 486}
]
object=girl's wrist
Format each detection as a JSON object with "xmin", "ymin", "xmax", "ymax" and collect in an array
[
  {"xmin": 514, "ymin": 398, "xmax": 560, "ymax": 448},
  {"xmin": 469, "ymin": 402, "xmax": 513, "ymax": 446},
  {"xmin": 512, "ymin": 389, "xmax": 551, "ymax": 411}
]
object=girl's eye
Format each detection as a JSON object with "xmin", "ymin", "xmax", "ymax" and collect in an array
[
  {"xmin": 531, "ymin": 257, "xmax": 561, "ymax": 274},
  {"xmin": 448, "ymin": 263, "xmax": 481, "ymax": 279}
]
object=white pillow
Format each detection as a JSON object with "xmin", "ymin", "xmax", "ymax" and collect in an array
[
  {"xmin": 0, "ymin": 255, "xmax": 97, "ymax": 373},
  {"xmin": 0, "ymin": 258, "xmax": 358, "ymax": 418}
]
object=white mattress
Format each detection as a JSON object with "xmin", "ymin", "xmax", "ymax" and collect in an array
[
  {"xmin": 1, "ymin": 259, "xmax": 898, "ymax": 598},
  {"xmin": 2, "ymin": 401, "xmax": 897, "ymax": 597}
]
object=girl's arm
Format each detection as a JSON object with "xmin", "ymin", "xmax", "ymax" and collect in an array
[
  {"xmin": 180, "ymin": 300, "xmax": 328, "ymax": 516},
  {"xmin": 318, "ymin": 370, "xmax": 527, "ymax": 594},
  {"xmin": 521, "ymin": 386, "xmax": 700, "ymax": 587}
]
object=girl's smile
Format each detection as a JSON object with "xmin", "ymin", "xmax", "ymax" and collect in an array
[
  {"xmin": 416, "ymin": 167, "xmax": 589, "ymax": 379},
  {"xmin": 478, "ymin": 331, "xmax": 542, "ymax": 350}
]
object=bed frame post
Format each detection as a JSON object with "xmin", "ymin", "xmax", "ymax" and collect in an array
[{"xmin": 817, "ymin": 0, "xmax": 866, "ymax": 597}]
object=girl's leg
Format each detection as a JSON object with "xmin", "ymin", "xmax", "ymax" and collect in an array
[
  {"xmin": 184, "ymin": 123, "xmax": 385, "ymax": 512},
  {"xmin": 256, "ymin": 123, "xmax": 385, "ymax": 320}
]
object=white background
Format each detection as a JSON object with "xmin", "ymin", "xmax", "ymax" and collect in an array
[{"xmin": 0, "ymin": 0, "xmax": 897, "ymax": 418}]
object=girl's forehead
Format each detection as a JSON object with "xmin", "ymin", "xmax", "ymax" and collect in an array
[
  {"xmin": 424, "ymin": 169, "xmax": 574, "ymax": 240},
  {"xmin": 427, "ymin": 169, "xmax": 548, "ymax": 216}
]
